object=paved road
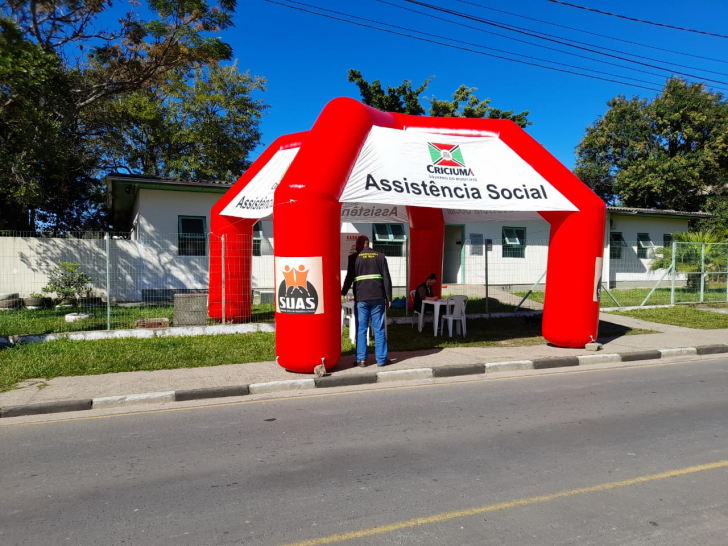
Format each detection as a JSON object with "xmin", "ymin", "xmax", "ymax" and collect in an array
[{"xmin": 1, "ymin": 357, "xmax": 727, "ymax": 545}]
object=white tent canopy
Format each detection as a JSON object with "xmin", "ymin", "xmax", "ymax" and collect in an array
[{"xmin": 220, "ymin": 127, "xmax": 576, "ymax": 223}]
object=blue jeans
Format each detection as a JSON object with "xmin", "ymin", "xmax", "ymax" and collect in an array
[{"xmin": 356, "ymin": 300, "xmax": 388, "ymax": 364}]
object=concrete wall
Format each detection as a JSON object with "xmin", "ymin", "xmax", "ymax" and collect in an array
[{"xmin": 0, "ymin": 237, "xmax": 141, "ymax": 300}]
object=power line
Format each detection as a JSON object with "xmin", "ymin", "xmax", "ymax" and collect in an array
[
  {"xmin": 400, "ymin": 0, "xmax": 728, "ymax": 78},
  {"xmin": 450, "ymin": 0, "xmax": 728, "ymax": 65},
  {"xmin": 374, "ymin": 0, "xmax": 675, "ymax": 83},
  {"xmin": 265, "ymin": 0, "xmax": 664, "ymax": 92},
  {"xmin": 290, "ymin": 0, "xmax": 664, "ymax": 88},
  {"xmin": 403, "ymin": 0, "xmax": 728, "ymax": 86},
  {"xmin": 548, "ymin": 0, "xmax": 728, "ymax": 39}
]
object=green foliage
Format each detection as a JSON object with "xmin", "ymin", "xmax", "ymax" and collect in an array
[
  {"xmin": 347, "ymin": 69, "xmax": 530, "ymax": 127},
  {"xmin": 347, "ymin": 69, "xmax": 431, "ymax": 115},
  {"xmin": 41, "ymin": 262, "xmax": 92, "ymax": 301},
  {"xmin": 96, "ymin": 62, "xmax": 267, "ymax": 180},
  {"xmin": 0, "ymin": 0, "xmax": 253, "ymax": 232},
  {"xmin": 429, "ymin": 85, "xmax": 531, "ymax": 128},
  {"xmin": 0, "ymin": 18, "xmax": 101, "ymax": 232},
  {"xmin": 651, "ymin": 231, "xmax": 728, "ymax": 272},
  {"xmin": 574, "ymin": 78, "xmax": 728, "ymax": 227},
  {"xmin": 651, "ymin": 231, "xmax": 728, "ymax": 290},
  {"xmin": 3, "ymin": 0, "xmax": 237, "ymax": 107}
]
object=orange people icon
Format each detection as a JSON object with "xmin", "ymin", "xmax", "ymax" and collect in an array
[
  {"xmin": 282, "ymin": 265, "xmax": 296, "ymax": 291},
  {"xmin": 294, "ymin": 264, "xmax": 309, "ymax": 289},
  {"xmin": 282, "ymin": 263, "xmax": 310, "ymax": 291}
]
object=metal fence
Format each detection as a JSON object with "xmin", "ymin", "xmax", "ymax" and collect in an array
[{"xmin": 2, "ymin": 233, "xmax": 725, "ymax": 337}]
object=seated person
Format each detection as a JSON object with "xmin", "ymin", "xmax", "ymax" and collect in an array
[{"xmin": 413, "ymin": 273, "xmax": 438, "ymax": 315}]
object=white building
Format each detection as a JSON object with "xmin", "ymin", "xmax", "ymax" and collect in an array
[
  {"xmin": 107, "ymin": 175, "xmax": 711, "ymax": 293},
  {"xmin": 0, "ymin": 175, "xmax": 710, "ymax": 300}
]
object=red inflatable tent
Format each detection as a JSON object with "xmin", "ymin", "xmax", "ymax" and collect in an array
[{"xmin": 210, "ymin": 98, "xmax": 605, "ymax": 373}]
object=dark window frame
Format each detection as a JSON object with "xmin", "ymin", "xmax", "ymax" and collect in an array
[
  {"xmin": 178, "ymin": 216, "xmax": 207, "ymax": 256},
  {"xmin": 372, "ymin": 223, "xmax": 406, "ymax": 257},
  {"xmin": 609, "ymin": 232, "xmax": 627, "ymax": 260},
  {"xmin": 502, "ymin": 227, "xmax": 526, "ymax": 258},
  {"xmin": 637, "ymin": 232, "xmax": 655, "ymax": 259},
  {"xmin": 253, "ymin": 221, "xmax": 263, "ymax": 257}
]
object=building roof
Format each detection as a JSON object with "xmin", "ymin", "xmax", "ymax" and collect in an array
[
  {"xmin": 105, "ymin": 172, "xmax": 234, "ymax": 190},
  {"xmin": 606, "ymin": 206, "xmax": 712, "ymax": 219},
  {"xmin": 105, "ymin": 173, "xmax": 235, "ymax": 230}
]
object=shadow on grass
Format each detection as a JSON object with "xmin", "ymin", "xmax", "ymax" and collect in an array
[{"xmin": 335, "ymin": 314, "xmax": 650, "ymax": 370}]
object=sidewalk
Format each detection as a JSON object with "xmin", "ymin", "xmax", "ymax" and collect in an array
[{"xmin": 1, "ymin": 313, "xmax": 727, "ymax": 418}]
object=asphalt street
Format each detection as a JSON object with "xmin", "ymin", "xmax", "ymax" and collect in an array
[{"xmin": 1, "ymin": 357, "xmax": 727, "ymax": 545}]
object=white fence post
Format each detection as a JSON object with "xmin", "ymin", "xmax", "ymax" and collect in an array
[
  {"xmin": 105, "ymin": 233, "xmax": 111, "ymax": 330},
  {"xmin": 700, "ymin": 243, "xmax": 705, "ymax": 303},
  {"xmin": 670, "ymin": 241, "xmax": 676, "ymax": 306}
]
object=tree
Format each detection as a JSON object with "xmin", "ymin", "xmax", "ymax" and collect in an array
[
  {"xmin": 94, "ymin": 62, "xmax": 267, "ymax": 181},
  {"xmin": 0, "ymin": 0, "xmax": 268, "ymax": 232},
  {"xmin": 347, "ymin": 69, "xmax": 431, "ymax": 115},
  {"xmin": 574, "ymin": 78, "xmax": 728, "ymax": 228},
  {"xmin": 0, "ymin": 18, "xmax": 101, "ymax": 233},
  {"xmin": 1, "ymin": 0, "xmax": 236, "ymax": 109},
  {"xmin": 347, "ymin": 69, "xmax": 530, "ymax": 128},
  {"xmin": 429, "ymin": 85, "xmax": 531, "ymax": 127}
]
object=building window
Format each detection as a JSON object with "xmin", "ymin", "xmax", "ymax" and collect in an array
[
  {"xmin": 609, "ymin": 232, "xmax": 627, "ymax": 259},
  {"xmin": 663, "ymin": 234, "xmax": 673, "ymax": 249},
  {"xmin": 502, "ymin": 227, "xmax": 526, "ymax": 258},
  {"xmin": 373, "ymin": 223, "xmax": 406, "ymax": 257},
  {"xmin": 178, "ymin": 216, "xmax": 206, "ymax": 256},
  {"xmin": 637, "ymin": 233, "xmax": 655, "ymax": 259},
  {"xmin": 253, "ymin": 221, "xmax": 262, "ymax": 257}
]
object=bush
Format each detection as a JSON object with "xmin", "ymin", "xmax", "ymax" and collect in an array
[{"xmin": 41, "ymin": 262, "xmax": 92, "ymax": 302}]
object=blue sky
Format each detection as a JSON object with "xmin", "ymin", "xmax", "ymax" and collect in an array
[{"xmin": 228, "ymin": 0, "xmax": 727, "ymax": 171}]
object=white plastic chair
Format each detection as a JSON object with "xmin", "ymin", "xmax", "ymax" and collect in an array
[
  {"xmin": 439, "ymin": 295, "xmax": 468, "ymax": 337},
  {"xmin": 344, "ymin": 309, "xmax": 371, "ymax": 346},
  {"xmin": 410, "ymin": 290, "xmax": 420, "ymax": 328}
]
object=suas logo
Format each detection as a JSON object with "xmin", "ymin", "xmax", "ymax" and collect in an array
[
  {"xmin": 277, "ymin": 263, "xmax": 318, "ymax": 314},
  {"xmin": 427, "ymin": 143, "xmax": 474, "ymax": 176}
]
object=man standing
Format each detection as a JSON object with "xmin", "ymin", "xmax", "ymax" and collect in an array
[{"xmin": 341, "ymin": 235, "xmax": 392, "ymax": 367}]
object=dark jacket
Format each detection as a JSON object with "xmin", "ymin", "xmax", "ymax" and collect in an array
[
  {"xmin": 413, "ymin": 281, "xmax": 434, "ymax": 313},
  {"xmin": 342, "ymin": 246, "xmax": 392, "ymax": 303}
]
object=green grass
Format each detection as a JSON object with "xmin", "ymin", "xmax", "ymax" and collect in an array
[
  {"xmin": 0, "ymin": 303, "xmax": 276, "ymax": 337},
  {"xmin": 607, "ymin": 306, "xmax": 728, "ymax": 329},
  {"xmin": 0, "ymin": 315, "xmax": 652, "ymax": 393},
  {"xmin": 0, "ymin": 333, "xmax": 276, "ymax": 393},
  {"xmin": 516, "ymin": 286, "xmax": 728, "ymax": 308}
]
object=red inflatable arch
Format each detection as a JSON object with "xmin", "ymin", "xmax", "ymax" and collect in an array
[{"xmin": 211, "ymin": 98, "xmax": 605, "ymax": 373}]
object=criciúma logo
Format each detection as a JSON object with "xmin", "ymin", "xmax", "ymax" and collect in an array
[{"xmin": 426, "ymin": 142, "xmax": 474, "ymax": 176}]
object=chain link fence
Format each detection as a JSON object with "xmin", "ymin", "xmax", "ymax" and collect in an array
[{"xmin": 2, "ymin": 233, "xmax": 725, "ymax": 337}]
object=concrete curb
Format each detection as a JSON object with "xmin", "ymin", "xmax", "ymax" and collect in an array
[
  {"xmin": 0, "ymin": 399, "xmax": 92, "ymax": 418},
  {"xmin": 2, "ymin": 345, "xmax": 726, "ymax": 418},
  {"xmin": 695, "ymin": 344, "xmax": 728, "ymax": 355},
  {"xmin": 93, "ymin": 391, "xmax": 175, "ymax": 409},
  {"xmin": 175, "ymin": 386, "xmax": 249, "ymax": 402}
]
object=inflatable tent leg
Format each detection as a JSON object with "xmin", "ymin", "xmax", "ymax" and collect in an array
[
  {"xmin": 407, "ymin": 207, "xmax": 445, "ymax": 307},
  {"xmin": 540, "ymin": 210, "xmax": 605, "ymax": 348}
]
